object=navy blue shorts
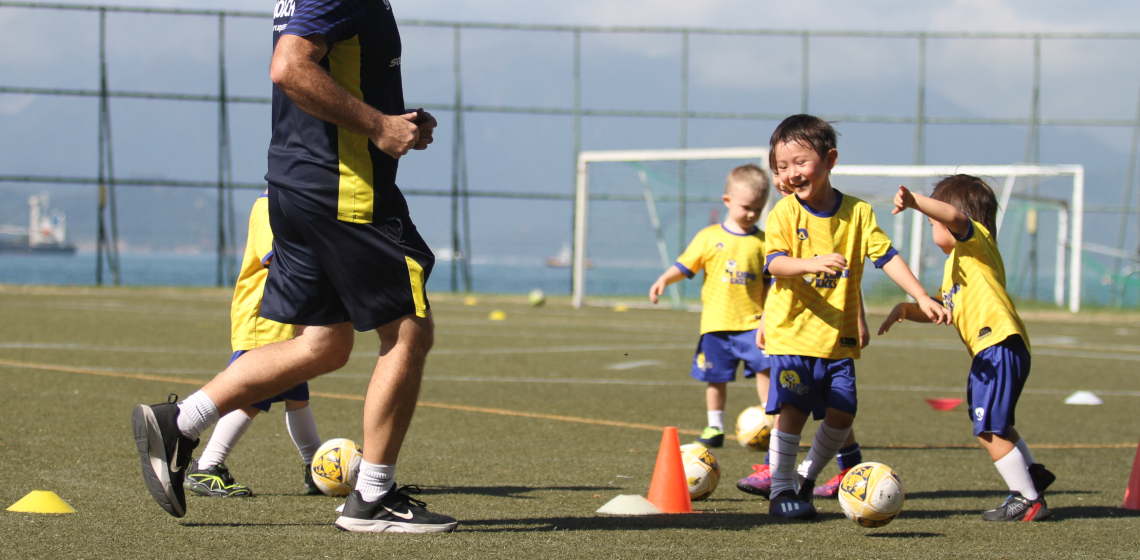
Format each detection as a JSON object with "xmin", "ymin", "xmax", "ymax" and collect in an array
[
  {"xmin": 690, "ymin": 330, "xmax": 771, "ymax": 383},
  {"xmin": 261, "ymin": 186, "xmax": 434, "ymax": 332},
  {"xmin": 228, "ymin": 350, "xmax": 310, "ymax": 412},
  {"xmin": 766, "ymin": 355, "xmax": 857, "ymax": 420},
  {"xmin": 967, "ymin": 335, "xmax": 1030, "ymax": 437}
]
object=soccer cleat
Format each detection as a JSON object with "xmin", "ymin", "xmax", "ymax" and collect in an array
[
  {"xmin": 981, "ymin": 492, "xmax": 1051, "ymax": 522},
  {"xmin": 813, "ymin": 467, "xmax": 853, "ymax": 498},
  {"xmin": 303, "ymin": 463, "xmax": 322, "ymax": 496},
  {"xmin": 131, "ymin": 394, "xmax": 199, "ymax": 518},
  {"xmin": 694, "ymin": 426, "xmax": 725, "ymax": 448},
  {"xmin": 335, "ymin": 485, "xmax": 458, "ymax": 533},
  {"xmin": 736, "ymin": 464, "xmax": 772, "ymax": 498},
  {"xmin": 1028, "ymin": 463, "xmax": 1056, "ymax": 494},
  {"xmin": 768, "ymin": 489, "xmax": 817, "ymax": 520},
  {"xmin": 185, "ymin": 460, "xmax": 253, "ymax": 498}
]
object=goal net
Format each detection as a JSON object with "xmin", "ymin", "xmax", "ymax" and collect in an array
[{"xmin": 572, "ymin": 147, "xmax": 1085, "ymax": 312}]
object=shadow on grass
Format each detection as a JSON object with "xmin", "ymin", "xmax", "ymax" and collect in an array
[
  {"xmin": 865, "ymin": 532, "xmax": 945, "ymax": 538},
  {"xmin": 460, "ymin": 511, "xmax": 853, "ymax": 532},
  {"xmin": 181, "ymin": 522, "xmax": 328, "ymax": 528},
  {"xmin": 907, "ymin": 489, "xmax": 1094, "ymax": 500},
  {"xmin": 1050, "ymin": 506, "xmax": 1140, "ymax": 520},
  {"xmin": 419, "ymin": 485, "xmax": 611, "ymax": 499}
]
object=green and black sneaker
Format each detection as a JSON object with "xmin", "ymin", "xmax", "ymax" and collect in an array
[
  {"xmin": 694, "ymin": 426, "xmax": 725, "ymax": 448},
  {"xmin": 303, "ymin": 463, "xmax": 323, "ymax": 496},
  {"xmin": 184, "ymin": 460, "xmax": 253, "ymax": 498}
]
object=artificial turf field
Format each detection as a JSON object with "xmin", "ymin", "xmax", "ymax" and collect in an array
[{"xmin": 0, "ymin": 285, "xmax": 1138, "ymax": 558}]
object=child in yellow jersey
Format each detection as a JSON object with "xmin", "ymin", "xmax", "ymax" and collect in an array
[
  {"xmin": 881, "ymin": 175, "xmax": 1055, "ymax": 522},
  {"xmin": 184, "ymin": 191, "xmax": 324, "ymax": 498},
  {"xmin": 763, "ymin": 115, "xmax": 949, "ymax": 520},
  {"xmin": 649, "ymin": 164, "xmax": 771, "ymax": 449},
  {"xmin": 737, "ymin": 174, "xmax": 872, "ymax": 500}
]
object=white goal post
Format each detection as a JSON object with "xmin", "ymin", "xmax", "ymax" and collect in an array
[{"xmin": 572, "ymin": 147, "xmax": 1085, "ymax": 312}]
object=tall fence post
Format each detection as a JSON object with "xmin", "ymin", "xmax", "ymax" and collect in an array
[
  {"xmin": 216, "ymin": 13, "xmax": 235, "ymax": 288},
  {"xmin": 450, "ymin": 25, "xmax": 462, "ymax": 293},
  {"xmin": 1114, "ymin": 87, "xmax": 1140, "ymax": 305},
  {"xmin": 96, "ymin": 7, "xmax": 120, "ymax": 286}
]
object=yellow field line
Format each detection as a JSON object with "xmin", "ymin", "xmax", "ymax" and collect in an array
[{"xmin": 2, "ymin": 358, "xmax": 1135, "ymax": 451}]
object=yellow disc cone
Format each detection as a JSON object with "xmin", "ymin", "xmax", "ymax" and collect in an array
[
  {"xmin": 7, "ymin": 490, "xmax": 76, "ymax": 514},
  {"xmin": 488, "ymin": 310, "xmax": 507, "ymax": 321},
  {"xmin": 464, "ymin": 296, "xmax": 478, "ymax": 306},
  {"xmin": 613, "ymin": 304, "xmax": 629, "ymax": 312}
]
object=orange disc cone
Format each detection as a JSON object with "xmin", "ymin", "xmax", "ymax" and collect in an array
[
  {"xmin": 1124, "ymin": 435, "xmax": 1140, "ymax": 511},
  {"xmin": 646, "ymin": 427, "xmax": 693, "ymax": 514}
]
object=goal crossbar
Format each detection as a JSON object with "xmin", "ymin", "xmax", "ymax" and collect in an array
[{"xmin": 572, "ymin": 149, "xmax": 1084, "ymax": 313}]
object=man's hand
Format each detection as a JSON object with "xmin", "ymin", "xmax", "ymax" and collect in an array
[
  {"xmin": 412, "ymin": 108, "xmax": 437, "ymax": 150},
  {"xmin": 877, "ymin": 303, "xmax": 909, "ymax": 335},
  {"xmin": 916, "ymin": 296, "xmax": 952, "ymax": 325},
  {"xmin": 804, "ymin": 253, "xmax": 847, "ymax": 275},
  {"xmin": 892, "ymin": 185, "xmax": 916, "ymax": 215},
  {"xmin": 372, "ymin": 113, "xmax": 420, "ymax": 159}
]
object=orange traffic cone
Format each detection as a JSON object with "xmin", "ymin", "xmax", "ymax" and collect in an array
[
  {"xmin": 646, "ymin": 427, "xmax": 693, "ymax": 514},
  {"xmin": 1124, "ymin": 435, "xmax": 1140, "ymax": 511}
]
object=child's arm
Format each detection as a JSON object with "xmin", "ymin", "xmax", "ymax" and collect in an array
[
  {"xmin": 767, "ymin": 253, "xmax": 847, "ymax": 277},
  {"xmin": 880, "ymin": 255, "xmax": 951, "ymax": 325},
  {"xmin": 893, "ymin": 186, "xmax": 971, "ymax": 238},
  {"xmin": 858, "ymin": 291, "xmax": 869, "ymax": 349},
  {"xmin": 649, "ymin": 266, "xmax": 687, "ymax": 304},
  {"xmin": 877, "ymin": 299, "xmax": 944, "ymax": 334}
]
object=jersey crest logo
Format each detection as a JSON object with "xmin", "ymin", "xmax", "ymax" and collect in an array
[
  {"xmin": 779, "ymin": 370, "xmax": 808, "ymax": 395},
  {"xmin": 802, "ymin": 274, "xmax": 814, "ymax": 286},
  {"xmin": 696, "ymin": 353, "xmax": 712, "ymax": 371},
  {"xmin": 797, "ymin": 228, "xmax": 809, "ymax": 240},
  {"xmin": 974, "ymin": 407, "xmax": 985, "ymax": 421},
  {"xmin": 715, "ymin": 242, "xmax": 724, "ymax": 252}
]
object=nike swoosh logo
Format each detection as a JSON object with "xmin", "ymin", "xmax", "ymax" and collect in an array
[
  {"xmin": 383, "ymin": 505, "xmax": 414, "ymax": 520},
  {"xmin": 171, "ymin": 440, "xmax": 182, "ymax": 472}
]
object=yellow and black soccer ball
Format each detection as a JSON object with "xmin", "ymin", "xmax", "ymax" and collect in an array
[
  {"xmin": 735, "ymin": 405, "xmax": 775, "ymax": 451},
  {"xmin": 837, "ymin": 462, "xmax": 905, "ymax": 527},
  {"xmin": 680, "ymin": 443, "xmax": 721, "ymax": 501},
  {"xmin": 311, "ymin": 438, "xmax": 363, "ymax": 497}
]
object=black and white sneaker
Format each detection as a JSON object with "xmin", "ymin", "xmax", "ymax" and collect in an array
[
  {"xmin": 981, "ymin": 492, "xmax": 1050, "ymax": 522},
  {"xmin": 303, "ymin": 463, "xmax": 323, "ymax": 496},
  {"xmin": 768, "ymin": 489, "xmax": 817, "ymax": 520},
  {"xmin": 131, "ymin": 394, "xmax": 199, "ymax": 518},
  {"xmin": 335, "ymin": 485, "xmax": 458, "ymax": 533}
]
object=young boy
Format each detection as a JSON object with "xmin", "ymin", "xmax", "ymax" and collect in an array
[
  {"xmin": 184, "ymin": 191, "xmax": 324, "ymax": 498},
  {"xmin": 762, "ymin": 114, "xmax": 949, "ymax": 519},
  {"xmin": 737, "ymin": 175, "xmax": 870, "ymax": 499},
  {"xmin": 649, "ymin": 164, "xmax": 771, "ymax": 448},
  {"xmin": 880, "ymin": 175, "xmax": 1056, "ymax": 521}
]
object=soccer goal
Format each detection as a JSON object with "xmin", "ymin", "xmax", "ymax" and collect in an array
[{"xmin": 571, "ymin": 147, "xmax": 1085, "ymax": 312}]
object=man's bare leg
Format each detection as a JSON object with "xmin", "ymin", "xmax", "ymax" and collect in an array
[
  {"xmin": 201, "ymin": 323, "xmax": 355, "ymax": 416},
  {"xmin": 362, "ymin": 311, "xmax": 434, "ymax": 465}
]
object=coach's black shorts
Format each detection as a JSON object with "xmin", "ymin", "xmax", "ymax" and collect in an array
[{"xmin": 260, "ymin": 186, "xmax": 434, "ymax": 332}]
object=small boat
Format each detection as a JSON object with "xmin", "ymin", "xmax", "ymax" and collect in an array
[
  {"xmin": 0, "ymin": 194, "xmax": 77, "ymax": 254},
  {"xmin": 546, "ymin": 242, "xmax": 593, "ymax": 268}
]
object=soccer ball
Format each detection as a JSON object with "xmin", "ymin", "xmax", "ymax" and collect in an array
[
  {"xmin": 837, "ymin": 462, "xmax": 905, "ymax": 527},
  {"xmin": 528, "ymin": 288, "xmax": 546, "ymax": 306},
  {"xmin": 735, "ymin": 405, "xmax": 775, "ymax": 451},
  {"xmin": 679, "ymin": 443, "xmax": 721, "ymax": 501},
  {"xmin": 311, "ymin": 438, "xmax": 363, "ymax": 497}
]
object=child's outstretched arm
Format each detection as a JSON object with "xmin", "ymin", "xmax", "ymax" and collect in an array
[
  {"xmin": 893, "ymin": 186, "xmax": 970, "ymax": 237},
  {"xmin": 877, "ymin": 299, "xmax": 943, "ymax": 334},
  {"xmin": 649, "ymin": 266, "xmax": 686, "ymax": 304},
  {"xmin": 880, "ymin": 255, "xmax": 951, "ymax": 325},
  {"xmin": 767, "ymin": 253, "xmax": 847, "ymax": 277}
]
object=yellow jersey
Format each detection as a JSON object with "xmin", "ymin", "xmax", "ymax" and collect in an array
[
  {"xmin": 941, "ymin": 219, "xmax": 1030, "ymax": 357},
  {"xmin": 230, "ymin": 195, "xmax": 294, "ymax": 352},
  {"xmin": 675, "ymin": 224, "xmax": 767, "ymax": 335},
  {"xmin": 764, "ymin": 192, "xmax": 896, "ymax": 359}
]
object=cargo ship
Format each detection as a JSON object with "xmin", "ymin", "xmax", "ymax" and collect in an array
[{"xmin": 0, "ymin": 194, "xmax": 77, "ymax": 254}]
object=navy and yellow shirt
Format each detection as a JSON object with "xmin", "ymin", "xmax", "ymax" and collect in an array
[{"xmin": 266, "ymin": 0, "xmax": 407, "ymax": 224}]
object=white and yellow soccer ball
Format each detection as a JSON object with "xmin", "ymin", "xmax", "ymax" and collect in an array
[
  {"xmin": 311, "ymin": 438, "xmax": 363, "ymax": 497},
  {"xmin": 838, "ymin": 462, "xmax": 905, "ymax": 527},
  {"xmin": 735, "ymin": 405, "xmax": 775, "ymax": 452},
  {"xmin": 679, "ymin": 443, "xmax": 721, "ymax": 501},
  {"xmin": 528, "ymin": 288, "xmax": 546, "ymax": 306}
]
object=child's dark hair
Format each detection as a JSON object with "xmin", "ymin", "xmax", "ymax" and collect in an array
[
  {"xmin": 930, "ymin": 174, "xmax": 999, "ymax": 233},
  {"xmin": 769, "ymin": 114, "xmax": 838, "ymax": 161}
]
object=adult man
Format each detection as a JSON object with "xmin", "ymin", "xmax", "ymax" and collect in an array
[{"xmin": 132, "ymin": 0, "xmax": 457, "ymax": 533}]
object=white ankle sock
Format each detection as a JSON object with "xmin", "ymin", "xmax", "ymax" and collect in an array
[
  {"xmin": 356, "ymin": 460, "xmax": 397, "ymax": 502},
  {"xmin": 197, "ymin": 410, "xmax": 252, "ymax": 470},
  {"xmin": 707, "ymin": 410, "xmax": 725, "ymax": 431},
  {"xmin": 768, "ymin": 430, "xmax": 802, "ymax": 497},
  {"xmin": 176, "ymin": 391, "xmax": 219, "ymax": 441},
  {"xmin": 1014, "ymin": 438, "xmax": 1036, "ymax": 466},
  {"xmin": 995, "ymin": 447, "xmax": 1038, "ymax": 500},
  {"xmin": 804, "ymin": 423, "xmax": 851, "ymax": 481},
  {"xmin": 285, "ymin": 405, "xmax": 321, "ymax": 464}
]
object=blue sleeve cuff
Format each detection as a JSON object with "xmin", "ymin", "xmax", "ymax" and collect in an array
[
  {"xmin": 674, "ymin": 262, "xmax": 695, "ymax": 279},
  {"xmin": 764, "ymin": 252, "xmax": 788, "ymax": 274},
  {"xmin": 873, "ymin": 247, "xmax": 899, "ymax": 269},
  {"xmin": 261, "ymin": 249, "xmax": 276, "ymax": 267},
  {"xmin": 950, "ymin": 220, "xmax": 974, "ymax": 242}
]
